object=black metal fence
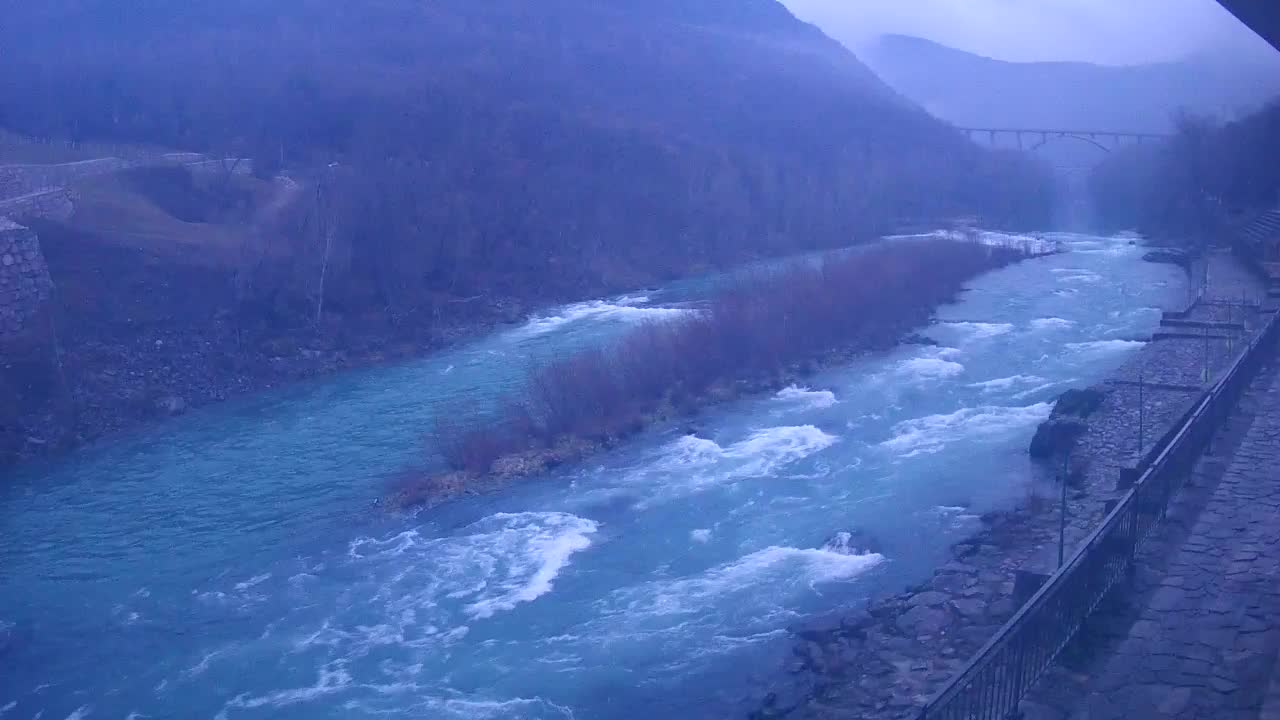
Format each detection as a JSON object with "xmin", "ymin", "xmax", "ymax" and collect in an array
[{"xmin": 915, "ymin": 307, "xmax": 1280, "ymax": 720}]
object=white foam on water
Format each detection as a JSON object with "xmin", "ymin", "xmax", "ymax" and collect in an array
[
  {"xmin": 722, "ymin": 426, "xmax": 839, "ymax": 479},
  {"xmin": 944, "ymin": 321, "xmax": 1014, "ymax": 341},
  {"xmin": 1067, "ymin": 339, "xmax": 1146, "ymax": 355},
  {"xmin": 63, "ymin": 707, "xmax": 91, "ymax": 720},
  {"xmin": 656, "ymin": 426, "xmax": 837, "ymax": 485},
  {"xmin": 217, "ymin": 662, "xmax": 352, "ymax": 715},
  {"xmin": 1031, "ymin": 317, "xmax": 1076, "ymax": 331},
  {"xmin": 463, "ymin": 513, "xmax": 599, "ymax": 620},
  {"xmin": 968, "ymin": 375, "xmax": 1046, "ymax": 392},
  {"xmin": 234, "ymin": 573, "xmax": 271, "ymax": 591},
  {"xmin": 882, "ymin": 403, "xmax": 1052, "ymax": 457},
  {"xmin": 1012, "ymin": 381, "xmax": 1065, "ymax": 401},
  {"xmin": 612, "ymin": 546, "xmax": 884, "ymax": 618},
  {"xmin": 183, "ymin": 645, "xmax": 238, "ymax": 678},
  {"xmin": 1068, "ymin": 237, "xmax": 1140, "ymax": 256},
  {"xmin": 510, "ymin": 297, "xmax": 693, "ymax": 337},
  {"xmin": 690, "ymin": 529, "xmax": 713, "ymax": 543},
  {"xmin": 260, "ymin": 510, "xmax": 602, "ymax": 686},
  {"xmin": 898, "ymin": 357, "xmax": 965, "ymax": 381},
  {"xmin": 346, "ymin": 695, "xmax": 577, "ymax": 720},
  {"xmin": 0, "ymin": 702, "xmax": 14, "ymax": 717},
  {"xmin": 348, "ymin": 512, "xmax": 600, "ymax": 622},
  {"xmin": 1052, "ymin": 268, "xmax": 1104, "ymax": 284},
  {"xmin": 774, "ymin": 385, "xmax": 838, "ymax": 410}
]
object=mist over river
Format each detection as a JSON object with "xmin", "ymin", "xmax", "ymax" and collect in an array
[{"xmin": 0, "ymin": 233, "xmax": 1185, "ymax": 720}]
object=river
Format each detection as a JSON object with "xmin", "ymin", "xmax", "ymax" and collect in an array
[{"xmin": 0, "ymin": 232, "xmax": 1185, "ymax": 720}]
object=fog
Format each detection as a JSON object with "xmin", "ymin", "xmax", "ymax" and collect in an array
[{"xmin": 781, "ymin": 0, "xmax": 1275, "ymax": 65}]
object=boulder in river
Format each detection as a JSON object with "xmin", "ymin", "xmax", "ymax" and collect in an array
[
  {"xmin": 155, "ymin": 395, "xmax": 187, "ymax": 416},
  {"xmin": 822, "ymin": 529, "xmax": 882, "ymax": 556},
  {"xmin": 1029, "ymin": 387, "xmax": 1108, "ymax": 459},
  {"xmin": 1142, "ymin": 247, "xmax": 1193, "ymax": 269}
]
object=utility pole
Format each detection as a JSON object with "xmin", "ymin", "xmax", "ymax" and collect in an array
[
  {"xmin": 1059, "ymin": 448, "xmax": 1070, "ymax": 568},
  {"xmin": 1203, "ymin": 326, "xmax": 1211, "ymax": 384},
  {"xmin": 1138, "ymin": 363, "xmax": 1145, "ymax": 460}
]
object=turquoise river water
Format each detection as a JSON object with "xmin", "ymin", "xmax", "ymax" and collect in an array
[{"xmin": 0, "ymin": 233, "xmax": 1185, "ymax": 719}]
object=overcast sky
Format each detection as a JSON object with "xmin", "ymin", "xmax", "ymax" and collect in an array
[{"xmin": 780, "ymin": 0, "xmax": 1274, "ymax": 65}]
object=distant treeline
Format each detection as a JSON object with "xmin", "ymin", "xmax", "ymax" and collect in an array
[
  {"xmin": 403, "ymin": 237, "xmax": 1036, "ymax": 503},
  {"xmin": 1090, "ymin": 102, "xmax": 1280, "ymax": 242},
  {"xmin": 1, "ymin": 0, "xmax": 1056, "ymax": 324}
]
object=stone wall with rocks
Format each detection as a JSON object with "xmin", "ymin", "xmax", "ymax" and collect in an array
[
  {"xmin": 0, "ymin": 167, "xmax": 24, "ymax": 198},
  {"xmin": 183, "ymin": 158, "xmax": 254, "ymax": 178},
  {"xmin": 0, "ymin": 188, "xmax": 77, "ymax": 223},
  {"xmin": 0, "ymin": 158, "xmax": 136, "ymax": 200},
  {"xmin": 0, "ymin": 218, "xmax": 53, "ymax": 338}
]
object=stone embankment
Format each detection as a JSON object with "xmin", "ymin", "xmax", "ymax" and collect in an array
[
  {"xmin": 752, "ymin": 249, "xmax": 1271, "ymax": 719},
  {"xmin": 0, "ymin": 218, "xmax": 53, "ymax": 337}
]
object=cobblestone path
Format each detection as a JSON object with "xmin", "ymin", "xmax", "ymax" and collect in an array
[{"xmin": 1025, "ymin": 354, "xmax": 1280, "ymax": 719}]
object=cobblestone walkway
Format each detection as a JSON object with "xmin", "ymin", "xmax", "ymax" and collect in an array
[{"xmin": 1025, "ymin": 357, "xmax": 1280, "ymax": 719}]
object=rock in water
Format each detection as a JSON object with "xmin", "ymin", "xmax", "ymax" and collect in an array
[
  {"xmin": 1052, "ymin": 388, "xmax": 1107, "ymax": 418},
  {"xmin": 155, "ymin": 395, "xmax": 187, "ymax": 416},
  {"xmin": 822, "ymin": 529, "xmax": 881, "ymax": 556},
  {"xmin": 1029, "ymin": 387, "xmax": 1108, "ymax": 459},
  {"xmin": 1142, "ymin": 248, "xmax": 1193, "ymax": 269},
  {"xmin": 1029, "ymin": 417, "xmax": 1087, "ymax": 459}
]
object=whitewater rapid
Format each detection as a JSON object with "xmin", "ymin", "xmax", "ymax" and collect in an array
[{"xmin": 0, "ymin": 233, "xmax": 1186, "ymax": 720}]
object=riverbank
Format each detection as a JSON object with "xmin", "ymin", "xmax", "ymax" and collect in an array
[
  {"xmin": 392, "ymin": 236, "xmax": 1049, "ymax": 508},
  {"xmin": 752, "ymin": 248, "xmax": 1268, "ymax": 719},
  {"xmin": 0, "ymin": 228, "xmax": 799, "ymax": 472}
]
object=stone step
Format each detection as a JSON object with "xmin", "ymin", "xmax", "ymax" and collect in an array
[
  {"xmin": 1152, "ymin": 331, "xmax": 1233, "ymax": 341},
  {"xmin": 1159, "ymin": 318, "xmax": 1246, "ymax": 332}
]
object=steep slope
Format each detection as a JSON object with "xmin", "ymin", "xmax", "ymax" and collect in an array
[{"xmin": 864, "ymin": 34, "xmax": 1280, "ymax": 132}]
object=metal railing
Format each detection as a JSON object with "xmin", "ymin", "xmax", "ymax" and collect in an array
[{"xmin": 916, "ymin": 307, "xmax": 1280, "ymax": 720}]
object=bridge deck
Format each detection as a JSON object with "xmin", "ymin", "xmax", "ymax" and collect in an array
[{"xmin": 1022, "ymin": 356, "xmax": 1280, "ymax": 719}]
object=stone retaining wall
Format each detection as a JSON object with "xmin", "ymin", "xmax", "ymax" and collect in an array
[
  {"xmin": 0, "ymin": 158, "xmax": 136, "ymax": 200},
  {"xmin": 0, "ymin": 218, "xmax": 54, "ymax": 338},
  {"xmin": 0, "ymin": 188, "xmax": 77, "ymax": 223}
]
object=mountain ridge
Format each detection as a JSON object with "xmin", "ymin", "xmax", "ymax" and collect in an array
[{"xmin": 864, "ymin": 33, "xmax": 1280, "ymax": 133}]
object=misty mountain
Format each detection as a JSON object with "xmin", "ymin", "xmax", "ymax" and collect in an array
[
  {"xmin": 863, "ymin": 34, "xmax": 1280, "ymax": 133},
  {"xmin": 0, "ymin": 0, "xmax": 1051, "ymax": 313}
]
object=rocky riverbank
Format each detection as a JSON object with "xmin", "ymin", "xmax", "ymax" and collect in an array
[
  {"xmin": 0, "ymin": 224, "xmax": 559, "ymax": 471},
  {"xmin": 749, "ymin": 248, "xmax": 1268, "ymax": 719}
]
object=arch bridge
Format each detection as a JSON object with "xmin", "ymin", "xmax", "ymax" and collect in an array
[{"xmin": 957, "ymin": 127, "xmax": 1171, "ymax": 153}]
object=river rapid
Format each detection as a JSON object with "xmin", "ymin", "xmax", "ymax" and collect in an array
[{"xmin": 0, "ymin": 233, "xmax": 1185, "ymax": 720}]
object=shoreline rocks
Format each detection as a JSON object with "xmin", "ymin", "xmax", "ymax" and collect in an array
[{"xmin": 1028, "ymin": 386, "xmax": 1109, "ymax": 460}]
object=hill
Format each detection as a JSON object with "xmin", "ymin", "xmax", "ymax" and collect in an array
[
  {"xmin": 0, "ymin": 2, "xmax": 1052, "ymax": 312},
  {"xmin": 863, "ymin": 34, "xmax": 1280, "ymax": 133},
  {"xmin": 0, "ymin": 0, "xmax": 1055, "ymax": 465}
]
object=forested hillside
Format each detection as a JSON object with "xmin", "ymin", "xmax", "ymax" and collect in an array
[
  {"xmin": 1090, "ymin": 103, "xmax": 1280, "ymax": 242},
  {"xmin": 0, "ymin": 0, "xmax": 1052, "ymax": 317},
  {"xmin": 0, "ymin": 0, "xmax": 1059, "ymax": 464}
]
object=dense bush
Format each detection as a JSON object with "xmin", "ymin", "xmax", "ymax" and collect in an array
[{"xmin": 434, "ymin": 237, "xmax": 1036, "ymax": 473}]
